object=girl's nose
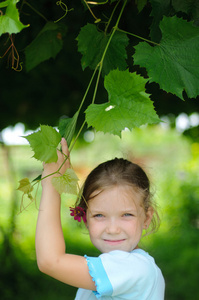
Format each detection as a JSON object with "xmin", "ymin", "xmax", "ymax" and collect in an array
[{"xmin": 106, "ymin": 218, "xmax": 121, "ymax": 234}]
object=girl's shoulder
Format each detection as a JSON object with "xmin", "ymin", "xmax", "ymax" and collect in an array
[
  {"xmin": 98, "ymin": 249, "xmax": 163, "ymax": 285},
  {"xmin": 87, "ymin": 248, "xmax": 161, "ymax": 285},
  {"xmin": 99, "ymin": 248, "xmax": 155, "ymax": 264},
  {"xmin": 84, "ymin": 249, "xmax": 165, "ymax": 299}
]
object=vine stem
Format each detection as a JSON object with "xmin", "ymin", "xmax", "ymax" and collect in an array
[
  {"xmin": 19, "ymin": 0, "xmax": 131, "ymax": 212},
  {"xmin": 82, "ymin": 0, "xmax": 100, "ymax": 22},
  {"xmin": 54, "ymin": 1, "xmax": 74, "ymax": 23},
  {"xmin": 68, "ymin": 63, "xmax": 100, "ymax": 152},
  {"xmin": 71, "ymin": 0, "xmax": 157, "ymax": 149},
  {"xmin": 30, "ymin": 0, "xmax": 128, "ymax": 190},
  {"xmin": 105, "ymin": 0, "xmax": 121, "ymax": 34},
  {"xmin": 23, "ymin": 1, "xmax": 48, "ymax": 22},
  {"xmin": 70, "ymin": 0, "xmax": 128, "ymax": 150},
  {"xmin": 77, "ymin": 63, "xmax": 100, "ymax": 115},
  {"xmin": 92, "ymin": 0, "xmax": 128, "ymax": 105},
  {"xmin": 116, "ymin": 27, "xmax": 160, "ymax": 46},
  {"xmin": 70, "ymin": 120, "xmax": 86, "ymax": 152},
  {"xmin": 31, "ymin": 65, "xmax": 99, "ymax": 186},
  {"xmin": 71, "ymin": 0, "xmax": 128, "ymax": 148},
  {"xmin": 33, "ymin": 152, "xmax": 70, "ymax": 185}
]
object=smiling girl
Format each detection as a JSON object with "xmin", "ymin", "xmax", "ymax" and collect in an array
[{"xmin": 36, "ymin": 138, "xmax": 165, "ymax": 299}]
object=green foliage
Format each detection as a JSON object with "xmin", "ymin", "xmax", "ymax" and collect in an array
[
  {"xmin": 135, "ymin": 0, "xmax": 148, "ymax": 13},
  {"xmin": 17, "ymin": 177, "xmax": 33, "ymax": 194},
  {"xmin": 77, "ymin": 23, "xmax": 129, "ymax": 75},
  {"xmin": 58, "ymin": 112, "xmax": 79, "ymax": 148},
  {"xmin": 149, "ymin": 0, "xmax": 171, "ymax": 42},
  {"xmin": 52, "ymin": 169, "xmax": 79, "ymax": 194},
  {"xmin": 150, "ymin": 156, "xmax": 199, "ymax": 300},
  {"xmin": 25, "ymin": 125, "xmax": 61, "ymax": 163},
  {"xmin": 0, "ymin": 0, "xmax": 28, "ymax": 35},
  {"xmin": 133, "ymin": 16, "xmax": 199, "ymax": 99},
  {"xmin": 172, "ymin": 0, "xmax": 199, "ymax": 19},
  {"xmin": 1, "ymin": 0, "xmax": 199, "ymax": 133},
  {"xmin": 3, "ymin": 0, "xmax": 195, "ymax": 210},
  {"xmin": 85, "ymin": 69, "xmax": 160, "ymax": 136},
  {"xmin": 25, "ymin": 22, "xmax": 64, "ymax": 71}
]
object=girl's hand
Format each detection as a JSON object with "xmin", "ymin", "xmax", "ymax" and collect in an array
[{"xmin": 42, "ymin": 138, "xmax": 70, "ymax": 183}]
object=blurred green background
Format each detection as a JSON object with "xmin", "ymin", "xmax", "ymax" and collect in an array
[
  {"xmin": 1, "ymin": 2, "xmax": 199, "ymax": 299},
  {"xmin": 0, "ymin": 125, "xmax": 198, "ymax": 300}
]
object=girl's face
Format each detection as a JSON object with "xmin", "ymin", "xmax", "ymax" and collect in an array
[{"xmin": 86, "ymin": 185, "xmax": 153, "ymax": 253}]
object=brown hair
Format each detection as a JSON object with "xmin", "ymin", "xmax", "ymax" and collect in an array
[{"xmin": 77, "ymin": 158, "xmax": 160, "ymax": 234}]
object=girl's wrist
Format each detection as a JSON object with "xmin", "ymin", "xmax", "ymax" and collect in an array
[
  {"xmin": 42, "ymin": 167, "xmax": 61, "ymax": 182},
  {"xmin": 41, "ymin": 178, "xmax": 60, "ymax": 199},
  {"xmin": 41, "ymin": 174, "xmax": 57, "ymax": 188}
]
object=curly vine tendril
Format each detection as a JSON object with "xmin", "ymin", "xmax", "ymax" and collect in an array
[{"xmin": 54, "ymin": 0, "xmax": 74, "ymax": 23}]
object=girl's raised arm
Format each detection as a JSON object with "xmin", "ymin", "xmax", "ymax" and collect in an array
[{"xmin": 35, "ymin": 138, "xmax": 95, "ymax": 290}]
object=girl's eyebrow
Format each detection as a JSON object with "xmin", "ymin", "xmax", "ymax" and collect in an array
[
  {"xmin": 89, "ymin": 209, "xmax": 104, "ymax": 214},
  {"xmin": 120, "ymin": 208, "xmax": 138, "ymax": 213},
  {"xmin": 89, "ymin": 208, "xmax": 138, "ymax": 214}
]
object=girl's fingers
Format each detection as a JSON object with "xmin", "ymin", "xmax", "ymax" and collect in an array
[
  {"xmin": 42, "ymin": 138, "xmax": 70, "ymax": 179},
  {"xmin": 60, "ymin": 138, "xmax": 70, "ymax": 169},
  {"xmin": 61, "ymin": 138, "xmax": 69, "ymax": 157}
]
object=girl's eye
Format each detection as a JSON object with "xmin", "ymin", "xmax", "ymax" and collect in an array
[
  {"xmin": 123, "ymin": 213, "xmax": 134, "ymax": 217},
  {"xmin": 94, "ymin": 214, "xmax": 104, "ymax": 218}
]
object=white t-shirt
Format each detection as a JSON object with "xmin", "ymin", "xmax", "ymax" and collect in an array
[{"xmin": 74, "ymin": 249, "xmax": 165, "ymax": 299}]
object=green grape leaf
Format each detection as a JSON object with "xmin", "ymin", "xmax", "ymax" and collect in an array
[
  {"xmin": 58, "ymin": 111, "xmax": 79, "ymax": 147},
  {"xmin": 135, "ymin": 0, "xmax": 148, "ymax": 13},
  {"xmin": 172, "ymin": 0, "xmax": 199, "ymax": 20},
  {"xmin": 52, "ymin": 169, "xmax": 79, "ymax": 195},
  {"xmin": 0, "ymin": 1, "xmax": 10, "ymax": 8},
  {"xmin": 133, "ymin": 16, "xmax": 199, "ymax": 100},
  {"xmin": 149, "ymin": 0, "xmax": 171, "ymax": 42},
  {"xmin": 0, "ymin": 0, "xmax": 28, "ymax": 36},
  {"xmin": 85, "ymin": 69, "xmax": 160, "ymax": 137},
  {"xmin": 25, "ymin": 125, "xmax": 62, "ymax": 163},
  {"xmin": 17, "ymin": 178, "xmax": 35, "ymax": 212},
  {"xmin": 77, "ymin": 23, "xmax": 129, "ymax": 75},
  {"xmin": 17, "ymin": 178, "xmax": 33, "ymax": 194},
  {"xmin": 25, "ymin": 22, "xmax": 64, "ymax": 72}
]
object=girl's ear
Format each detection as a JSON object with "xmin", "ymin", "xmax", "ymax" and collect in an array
[{"xmin": 144, "ymin": 206, "xmax": 154, "ymax": 228}]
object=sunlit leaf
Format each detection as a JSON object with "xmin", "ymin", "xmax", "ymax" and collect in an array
[
  {"xmin": 85, "ymin": 69, "xmax": 160, "ymax": 136},
  {"xmin": 25, "ymin": 125, "xmax": 62, "ymax": 163},
  {"xmin": 133, "ymin": 16, "xmax": 199, "ymax": 99},
  {"xmin": 52, "ymin": 169, "xmax": 79, "ymax": 194},
  {"xmin": 17, "ymin": 178, "xmax": 33, "ymax": 194},
  {"xmin": 77, "ymin": 23, "xmax": 129, "ymax": 75},
  {"xmin": 0, "ymin": 0, "xmax": 28, "ymax": 36},
  {"xmin": 25, "ymin": 22, "xmax": 64, "ymax": 71},
  {"xmin": 0, "ymin": 1, "xmax": 10, "ymax": 8}
]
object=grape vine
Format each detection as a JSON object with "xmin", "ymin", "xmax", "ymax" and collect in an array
[{"xmin": 1, "ymin": 0, "xmax": 198, "ymax": 209}]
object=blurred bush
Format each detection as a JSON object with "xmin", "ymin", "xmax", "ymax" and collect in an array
[
  {"xmin": 150, "ymin": 146, "xmax": 199, "ymax": 300},
  {"xmin": 0, "ymin": 126, "xmax": 198, "ymax": 300}
]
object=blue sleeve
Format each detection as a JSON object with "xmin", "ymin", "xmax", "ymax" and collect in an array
[
  {"xmin": 85, "ymin": 250, "xmax": 165, "ymax": 299},
  {"xmin": 84, "ymin": 255, "xmax": 113, "ymax": 298}
]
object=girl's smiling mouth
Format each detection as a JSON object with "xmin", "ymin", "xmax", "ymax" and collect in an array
[{"xmin": 103, "ymin": 239, "xmax": 126, "ymax": 245}]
